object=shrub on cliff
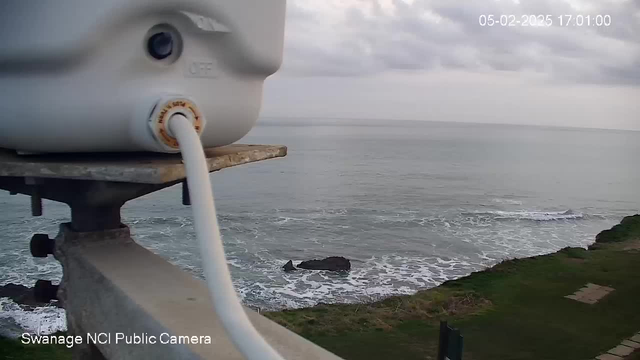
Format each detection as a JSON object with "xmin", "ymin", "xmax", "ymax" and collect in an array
[{"xmin": 595, "ymin": 214, "xmax": 640, "ymax": 243}]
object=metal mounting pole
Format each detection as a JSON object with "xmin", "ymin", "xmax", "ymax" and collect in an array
[{"xmin": 70, "ymin": 204, "xmax": 123, "ymax": 232}]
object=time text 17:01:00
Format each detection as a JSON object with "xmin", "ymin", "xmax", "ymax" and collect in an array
[{"xmin": 478, "ymin": 14, "xmax": 611, "ymax": 27}]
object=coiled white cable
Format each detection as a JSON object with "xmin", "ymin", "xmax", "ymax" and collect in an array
[{"xmin": 168, "ymin": 114, "xmax": 285, "ymax": 360}]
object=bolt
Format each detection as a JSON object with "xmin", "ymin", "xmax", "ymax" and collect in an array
[
  {"xmin": 182, "ymin": 181, "xmax": 191, "ymax": 206},
  {"xmin": 34, "ymin": 280, "xmax": 58, "ymax": 303},
  {"xmin": 30, "ymin": 234, "xmax": 55, "ymax": 258},
  {"xmin": 31, "ymin": 192, "xmax": 42, "ymax": 216},
  {"xmin": 25, "ymin": 177, "xmax": 43, "ymax": 216}
]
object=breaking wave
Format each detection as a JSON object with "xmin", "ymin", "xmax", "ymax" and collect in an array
[
  {"xmin": 0, "ymin": 206, "xmax": 614, "ymax": 337},
  {"xmin": 467, "ymin": 209, "xmax": 584, "ymax": 221},
  {"xmin": 491, "ymin": 198, "xmax": 523, "ymax": 205},
  {"xmin": 0, "ymin": 298, "xmax": 66, "ymax": 338}
]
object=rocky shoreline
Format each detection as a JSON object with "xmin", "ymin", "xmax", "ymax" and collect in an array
[
  {"xmin": 263, "ymin": 214, "xmax": 640, "ymax": 360},
  {"xmin": 1, "ymin": 214, "xmax": 639, "ymax": 360},
  {"xmin": 4, "ymin": 216, "xmax": 638, "ymax": 314},
  {"xmin": 0, "ymin": 283, "xmax": 61, "ymax": 310}
]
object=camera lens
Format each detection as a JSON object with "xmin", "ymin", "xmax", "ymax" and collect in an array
[{"xmin": 147, "ymin": 32, "xmax": 173, "ymax": 60}]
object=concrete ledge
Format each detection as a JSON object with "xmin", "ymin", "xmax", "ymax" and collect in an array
[{"xmin": 55, "ymin": 224, "xmax": 341, "ymax": 360}]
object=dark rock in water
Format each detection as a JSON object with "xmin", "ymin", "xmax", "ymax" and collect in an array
[
  {"xmin": 297, "ymin": 256, "xmax": 351, "ymax": 271},
  {"xmin": 0, "ymin": 283, "xmax": 30, "ymax": 301},
  {"xmin": 0, "ymin": 283, "xmax": 61, "ymax": 309},
  {"xmin": 283, "ymin": 260, "xmax": 297, "ymax": 272}
]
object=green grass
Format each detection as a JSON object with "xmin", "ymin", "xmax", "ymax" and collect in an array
[
  {"xmin": 0, "ymin": 334, "xmax": 71, "ymax": 359},
  {"xmin": 264, "ymin": 247, "xmax": 640, "ymax": 360},
  {"xmin": 264, "ymin": 217, "xmax": 640, "ymax": 360}
]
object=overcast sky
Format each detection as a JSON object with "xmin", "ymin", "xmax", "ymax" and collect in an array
[{"xmin": 260, "ymin": 0, "xmax": 639, "ymax": 130}]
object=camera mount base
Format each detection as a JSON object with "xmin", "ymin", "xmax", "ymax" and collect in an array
[{"xmin": 0, "ymin": 145, "xmax": 343, "ymax": 360}]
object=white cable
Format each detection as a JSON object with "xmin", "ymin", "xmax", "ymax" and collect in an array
[{"xmin": 168, "ymin": 114, "xmax": 285, "ymax": 360}]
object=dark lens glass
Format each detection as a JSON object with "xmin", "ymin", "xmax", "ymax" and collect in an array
[{"xmin": 147, "ymin": 32, "xmax": 173, "ymax": 60}]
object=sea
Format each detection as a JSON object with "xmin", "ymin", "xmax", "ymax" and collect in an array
[{"xmin": 1, "ymin": 118, "xmax": 639, "ymax": 336}]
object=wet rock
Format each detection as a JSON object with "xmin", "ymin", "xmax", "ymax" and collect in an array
[
  {"xmin": 297, "ymin": 256, "xmax": 351, "ymax": 271},
  {"xmin": 0, "ymin": 283, "xmax": 32, "ymax": 303},
  {"xmin": 0, "ymin": 283, "xmax": 61, "ymax": 309},
  {"xmin": 283, "ymin": 260, "xmax": 297, "ymax": 272}
]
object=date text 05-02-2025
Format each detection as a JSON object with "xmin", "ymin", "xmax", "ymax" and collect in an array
[{"xmin": 479, "ymin": 14, "xmax": 611, "ymax": 27}]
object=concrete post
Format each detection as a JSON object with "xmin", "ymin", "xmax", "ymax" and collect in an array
[{"xmin": 53, "ymin": 223, "xmax": 341, "ymax": 359}]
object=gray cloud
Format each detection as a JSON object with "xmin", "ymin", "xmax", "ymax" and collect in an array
[{"xmin": 280, "ymin": 0, "xmax": 640, "ymax": 85}]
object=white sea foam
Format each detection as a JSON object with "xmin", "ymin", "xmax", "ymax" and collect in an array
[
  {"xmin": 0, "ymin": 205, "xmax": 611, "ymax": 333},
  {"xmin": 0, "ymin": 298, "xmax": 66, "ymax": 338},
  {"xmin": 471, "ymin": 210, "xmax": 583, "ymax": 221},
  {"xmin": 228, "ymin": 254, "xmax": 487, "ymax": 311},
  {"xmin": 273, "ymin": 217, "xmax": 307, "ymax": 225},
  {"xmin": 491, "ymin": 198, "xmax": 523, "ymax": 205}
]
